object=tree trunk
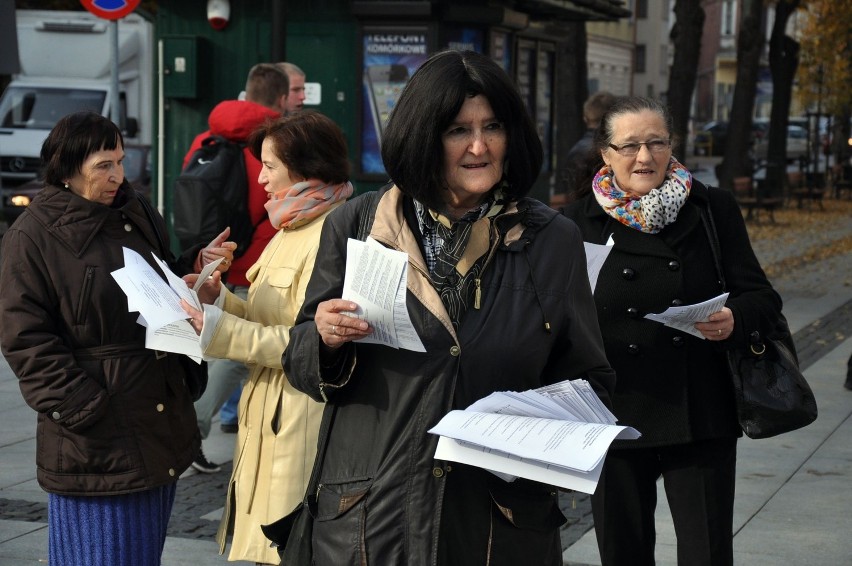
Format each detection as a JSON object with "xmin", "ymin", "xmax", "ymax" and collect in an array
[
  {"xmin": 667, "ymin": 0, "xmax": 705, "ymax": 161},
  {"xmin": 554, "ymin": 22, "xmax": 588, "ymax": 195},
  {"xmin": 716, "ymin": 0, "xmax": 765, "ymax": 191},
  {"xmin": 765, "ymin": 0, "xmax": 801, "ymax": 198}
]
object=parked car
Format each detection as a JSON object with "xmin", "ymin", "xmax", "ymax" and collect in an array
[
  {"xmin": 1, "ymin": 143, "xmax": 151, "ymax": 230},
  {"xmin": 753, "ymin": 124, "xmax": 809, "ymax": 162},
  {"xmin": 693, "ymin": 121, "xmax": 728, "ymax": 156}
]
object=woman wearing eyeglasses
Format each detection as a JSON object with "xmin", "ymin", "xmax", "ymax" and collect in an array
[{"xmin": 562, "ymin": 96, "xmax": 782, "ymax": 566}]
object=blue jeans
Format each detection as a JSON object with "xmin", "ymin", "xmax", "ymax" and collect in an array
[{"xmin": 219, "ymin": 386, "xmax": 241, "ymax": 425}]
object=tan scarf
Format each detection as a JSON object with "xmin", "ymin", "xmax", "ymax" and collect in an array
[{"xmin": 264, "ymin": 179, "xmax": 354, "ymax": 230}]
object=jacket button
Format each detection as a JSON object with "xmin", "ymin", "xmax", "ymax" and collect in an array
[
  {"xmin": 672, "ymin": 336, "xmax": 685, "ymax": 348},
  {"xmin": 671, "ymin": 298, "xmax": 684, "ymax": 306},
  {"xmin": 156, "ymin": 403, "xmax": 164, "ymax": 412},
  {"xmin": 51, "ymin": 411, "xmax": 61, "ymax": 420},
  {"xmin": 621, "ymin": 268, "xmax": 636, "ymax": 280},
  {"xmin": 668, "ymin": 260, "xmax": 680, "ymax": 271},
  {"xmin": 627, "ymin": 344, "xmax": 640, "ymax": 355},
  {"xmin": 124, "ymin": 224, "xmax": 132, "ymax": 232},
  {"xmin": 432, "ymin": 467, "xmax": 444, "ymax": 478},
  {"xmin": 449, "ymin": 346, "xmax": 460, "ymax": 357},
  {"xmin": 168, "ymin": 468, "xmax": 175, "ymax": 477},
  {"xmin": 627, "ymin": 307, "xmax": 639, "ymax": 318}
]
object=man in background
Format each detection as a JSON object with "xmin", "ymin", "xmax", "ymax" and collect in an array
[
  {"xmin": 552, "ymin": 91, "xmax": 618, "ymax": 208},
  {"xmin": 277, "ymin": 61, "xmax": 307, "ymax": 113}
]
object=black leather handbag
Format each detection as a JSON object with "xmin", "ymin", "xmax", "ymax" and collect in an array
[
  {"xmin": 725, "ymin": 317, "xmax": 817, "ymax": 438},
  {"xmin": 701, "ymin": 197, "xmax": 817, "ymax": 439}
]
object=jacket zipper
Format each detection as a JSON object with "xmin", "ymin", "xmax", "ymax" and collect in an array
[{"xmin": 75, "ymin": 266, "xmax": 95, "ymax": 325}]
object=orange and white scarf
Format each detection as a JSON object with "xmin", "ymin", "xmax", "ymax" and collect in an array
[{"xmin": 265, "ymin": 179, "xmax": 353, "ymax": 230}]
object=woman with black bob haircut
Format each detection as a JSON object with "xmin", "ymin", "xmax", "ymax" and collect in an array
[
  {"xmin": 381, "ymin": 49, "xmax": 543, "ymax": 212},
  {"xmin": 280, "ymin": 50, "xmax": 615, "ymax": 565}
]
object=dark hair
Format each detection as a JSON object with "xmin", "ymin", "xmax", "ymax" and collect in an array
[
  {"xmin": 380, "ymin": 50, "xmax": 543, "ymax": 211},
  {"xmin": 248, "ymin": 110, "xmax": 350, "ymax": 184},
  {"xmin": 593, "ymin": 95, "xmax": 673, "ymax": 151},
  {"xmin": 40, "ymin": 111, "xmax": 123, "ymax": 187},
  {"xmin": 245, "ymin": 63, "xmax": 289, "ymax": 109}
]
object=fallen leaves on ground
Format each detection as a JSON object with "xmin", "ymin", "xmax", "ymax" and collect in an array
[{"xmin": 745, "ymin": 198, "xmax": 852, "ymax": 279}]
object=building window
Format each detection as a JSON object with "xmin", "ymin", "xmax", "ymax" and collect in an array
[
  {"xmin": 722, "ymin": 0, "xmax": 737, "ymax": 36},
  {"xmin": 635, "ymin": 44, "xmax": 646, "ymax": 74},
  {"xmin": 635, "ymin": 0, "xmax": 647, "ymax": 19}
]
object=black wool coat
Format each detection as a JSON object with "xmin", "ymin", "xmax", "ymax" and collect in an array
[{"xmin": 562, "ymin": 181, "xmax": 782, "ymax": 447}]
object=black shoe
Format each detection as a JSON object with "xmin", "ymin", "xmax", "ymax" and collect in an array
[
  {"xmin": 845, "ymin": 375, "xmax": 852, "ymax": 391},
  {"xmin": 220, "ymin": 423, "xmax": 238, "ymax": 434},
  {"xmin": 191, "ymin": 448, "xmax": 221, "ymax": 473}
]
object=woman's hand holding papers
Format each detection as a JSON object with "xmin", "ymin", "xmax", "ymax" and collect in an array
[{"xmin": 315, "ymin": 299, "xmax": 371, "ymax": 350}]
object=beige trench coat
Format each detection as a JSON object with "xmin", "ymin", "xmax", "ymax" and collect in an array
[{"xmin": 205, "ymin": 207, "xmax": 338, "ymax": 564}]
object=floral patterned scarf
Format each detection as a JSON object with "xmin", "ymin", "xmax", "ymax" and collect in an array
[
  {"xmin": 264, "ymin": 179, "xmax": 353, "ymax": 230},
  {"xmin": 592, "ymin": 157, "xmax": 692, "ymax": 233}
]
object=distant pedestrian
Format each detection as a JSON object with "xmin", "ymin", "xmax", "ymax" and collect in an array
[
  {"xmin": 553, "ymin": 91, "xmax": 618, "ymax": 207},
  {"xmin": 0, "ymin": 111, "xmax": 234, "ymax": 566},
  {"xmin": 277, "ymin": 61, "xmax": 307, "ymax": 113}
]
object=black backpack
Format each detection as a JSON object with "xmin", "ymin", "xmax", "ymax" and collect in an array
[{"xmin": 173, "ymin": 135, "xmax": 258, "ymax": 258}]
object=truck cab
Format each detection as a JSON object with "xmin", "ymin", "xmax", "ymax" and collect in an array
[{"xmin": 0, "ymin": 10, "xmax": 153, "ymax": 185}]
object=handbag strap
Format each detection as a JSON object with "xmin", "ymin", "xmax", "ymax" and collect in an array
[{"xmin": 699, "ymin": 190, "xmax": 727, "ymax": 292}]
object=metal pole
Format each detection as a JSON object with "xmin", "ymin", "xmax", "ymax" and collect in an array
[{"xmin": 110, "ymin": 20, "xmax": 120, "ymax": 129}]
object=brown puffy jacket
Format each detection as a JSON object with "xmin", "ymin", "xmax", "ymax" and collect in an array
[{"xmin": 0, "ymin": 183, "xmax": 199, "ymax": 495}]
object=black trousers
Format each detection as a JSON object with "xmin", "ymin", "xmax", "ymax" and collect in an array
[{"xmin": 591, "ymin": 437, "xmax": 737, "ymax": 566}]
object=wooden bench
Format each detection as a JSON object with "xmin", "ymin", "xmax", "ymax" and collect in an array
[
  {"xmin": 831, "ymin": 164, "xmax": 852, "ymax": 199},
  {"xmin": 733, "ymin": 177, "xmax": 783, "ymax": 223},
  {"xmin": 790, "ymin": 171, "xmax": 825, "ymax": 210}
]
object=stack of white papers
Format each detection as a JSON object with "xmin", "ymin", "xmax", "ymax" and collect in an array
[
  {"xmin": 341, "ymin": 238, "xmax": 425, "ymax": 352},
  {"xmin": 428, "ymin": 379, "xmax": 640, "ymax": 494},
  {"xmin": 111, "ymin": 247, "xmax": 222, "ymax": 361}
]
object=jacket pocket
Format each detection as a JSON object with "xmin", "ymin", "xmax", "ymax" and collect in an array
[
  {"xmin": 74, "ymin": 266, "xmax": 96, "ymax": 325},
  {"xmin": 261, "ymin": 266, "xmax": 296, "ymax": 316},
  {"xmin": 312, "ymin": 477, "xmax": 372, "ymax": 565},
  {"xmin": 487, "ymin": 479, "xmax": 566, "ymax": 563}
]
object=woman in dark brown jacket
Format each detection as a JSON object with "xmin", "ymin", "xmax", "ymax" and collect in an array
[{"xmin": 0, "ymin": 112, "xmax": 233, "ymax": 566}]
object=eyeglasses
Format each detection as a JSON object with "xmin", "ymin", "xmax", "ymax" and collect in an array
[{"xmin": 607, "ymin": 139, "xmax": 671, "ymax": 156}]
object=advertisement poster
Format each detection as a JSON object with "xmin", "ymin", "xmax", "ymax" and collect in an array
[
  {"xmin": 442, "ymin": 27, "xmax": 483, "ymax": 54},
  {"xmin": 361, "ymin": 29, "xmax": 430, "ymax": 175}
]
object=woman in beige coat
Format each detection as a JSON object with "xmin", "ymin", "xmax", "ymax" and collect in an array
[{"xmin": 182, "ymin": 111, "xmax": 353, "ymax": 564}]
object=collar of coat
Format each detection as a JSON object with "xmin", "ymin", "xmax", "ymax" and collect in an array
[
  {"xmin": 367, "ymin": 184, "xmax": 559, "ymax": 341},
  {"xmin": 24, "ymin": 183, "xmax": 157, "ymax": 258}
]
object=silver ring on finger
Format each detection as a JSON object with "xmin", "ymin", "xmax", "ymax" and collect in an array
[
  {"xmin": 717, "ymin": 329, "xmax": 722, "ymax": 336},
  {"xmin": 332, "ymin": 325, "xmax": 337, "ymax": 335}
]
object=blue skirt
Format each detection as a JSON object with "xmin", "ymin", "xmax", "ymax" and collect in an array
[{"xmin": 48, "ymin": 482, "xmax": 177, "ymax": 566}]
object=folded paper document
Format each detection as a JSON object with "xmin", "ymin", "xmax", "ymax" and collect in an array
[
  {"xmin": 428, "ymin": 379, "xmax": 639, "ymax": 494},
  {"xmin": 341, "ymin": 237, "xmax": 425, "ymax": 352},
  {"xmin": 644, "ymin": 292, "xmax": 729, "ymax": 339},
  {"xmin": 111, "ymin": 247, "xmax": 222, "ymax": 361}
]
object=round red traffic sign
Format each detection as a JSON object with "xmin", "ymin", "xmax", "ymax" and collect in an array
[{"xmin": 79, "ymin": 0, "xmax": 141, "ymax": 20}]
